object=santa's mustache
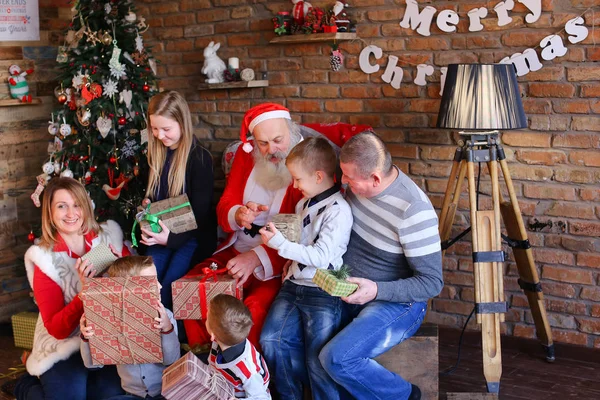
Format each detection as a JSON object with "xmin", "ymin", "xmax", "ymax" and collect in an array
[{"xmin": 262, "ymin": 151, "xmax": 287, "ymax": 162}]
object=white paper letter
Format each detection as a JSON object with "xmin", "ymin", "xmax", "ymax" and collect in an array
[
  {"xmin": 399, "ymin": 0, "xmax": 437, "ymax": 37},
  {"xmin": 500, "ymin": 48, "xmax": 543, "ymax": 77},
  {"xmin": 415, "ymin": 64, "xmax": 435, "ymax": 86},
  {"xmin": 436, "ymin": 10, "xmax": 459, "ymax": 33},
  {"xmin": 382, "ymin": 56, "xmax": 404, "ymax": 89},
  {"xmin": 440, "ymin": 67, "xmax": 448, "ymax": 96},
  {"xmin": 565, "ymin": 17, "xmax": 589, "ymax": 44},
  {"xmin": 540, "ymin": 35, "xmax": 568, "ymax": 61},
  {"xmin": 494, "ymin": 0, "xmax": 515, "ymax": 27},
  {"xmin": 517, "ymin": 0, "xmax": 541, "ymax": 23},
  {"xmin": 467, "ymin": 7, "xmax": 488, "ymax": 32},
  {"xmin": 359, "ymin": 45, "xmax": 383, "ymax": 74}
]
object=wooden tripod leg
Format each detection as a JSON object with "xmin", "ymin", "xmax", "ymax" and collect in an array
[
  {"xmin": 499, "ymin": 159, "xmax": 555, "ymax": 361},
  {"xmin": 476, "ymin": 210, "xmax": 503, "ymax": 394},
  {"xmin": 488, "ymin": 160, "xmax": 505, "ymax": 323},
  {"xmin": 466, "ymin": 160, "xmax": 482, "ymax": 325},
  {"xmin": 439, "ymin": 148, "xmax": 464, "ymax": 242}
]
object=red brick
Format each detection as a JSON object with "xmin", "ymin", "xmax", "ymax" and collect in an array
[
  {"xmin": 216, "ymin": 101, "xmax": 251, "ymax": 113},
  {"xmin": 358, "ymin": 24, "xmax": 382, "ymax": 38},
  {"xmin": 408, "ymin": 99, "xmax": 440, "ymax": 113},
  {"xmin": 348, "ymin": 115, "xmax": 382, "ymax": 127},
  {"xmin": 299, "ymin": 86, "xmax": 338, "ymax": 99},
  {"xmin": 181, "ymin": 0, "xmax": 211, "ymax": 11},
  {"xmin": 406, "ymin": 37, "xmax": 450, "ymax": 51},
  {"xmin": 367, "ymin": 8, "xmax": 403, "ymax": 21},
  {"xmin": 576, "ymin": 318, "xmax": 600, "ymax": 334},
  {"xmin": 149, "ymin": 3, "xmax": 179, "ymax": 14},
  {"xmin": 443, "ymin": 272, "xmax": 474, "ymax": 287},
  {"xmin": 228, "ymin": 33, "xmax": 261, "ymax": 47},
  {"xmin": 266, "ymin": 59, "xmax": 301, "ymax": 71},
  {"xmin": 155, "ymin": 27, "xmax": 184, "ymax": 40},
  {"xmin": 166, "ymin": 64, "xmax": 201, "ymax": 77},
  {"xmin": 302, "ymin": 57, "xmax": 332, "ymax": 70},
  {"xmin": 513, "ymin": 324, "xmax": 536, "ymax": 339},
  {"xmin": 188, "ymin": 102, "xmax": 216, "ymax": 113},
  {"xmin": 330, "ymin": 71, "xmax": 370, "ymax": 84},
  {"xmin": 523, "ymin": 184, "xmax": 576, "ymax": 201},
  {"xmin": 502, "ymin": 31, "xmax": 552, "ymax": 47},
  {"xmin": 592, "ymin": 305, "xmax": 600, "ymax": 318},
  {"xmin": 543, "ymin": 282, "xmax": 576, "ymax": 298},
  {"xmin": 545, "ymin": 299, "xmax": 587, "ymax": 315},
  {"xmin": 386, "ymin": 114, "xmax": 429, "ymax": 128},
  {"xmin": 164, "ymin": 14, "xmax": 195, "ymax": 27},
  {"xmin": 286, "ymin": 100, "xmax": 323, "ymax": 113},
  {"xmin": 502, "ymin": 132, "xmax": 551, "ymax": 148},
  {"xmin": 552, "ymin": 100, "xmax": 591, "ymax": 114},
  {"xmin": 554, "ymin": 168, "xmax": 598, "ymax": 184},
  {"xmin": 231, "ymin": 6, "xmax": 253, "ymax": 19},
  {"xmin": 572, "ymin": 116, "xmax": 600, "ymax": 132},
  {"xmin": 545, "ymin": 202, "xmax": 596, "ymax": 219},
  {"xmin": 577, "ymin": 253, "xmax": 600, "ymax": 268},
  {"xmin": 567, "ymin": 66, "xmax": 600, "ymax": 81},
  {"xmin": 542, "ymin": 265, "xmax": 593, "ymax": 284},
  {"xmin": 165, "ymin": 40, "xmax": 195, "ymax": 52},
  {"xmin": 528, "ymin": 83, "xmax": 576, "ymax": 98},
  {"xmin": 196, "ymin": 9, "xmax": 229, "ymax": 23},
  {"xmin": 534, "ymin": 248, "xmax": 575, "ymax": 266},
  {"xmin": 581, "ymin": 287, "xmax": 600, "ymax": 302},
  {"xmin": 296, "ymin": 71, "xmax": 328, "ymax": 84},
  {"xmin": 409, "ymin": 163, "xmax": 452, "ymax": 177},
  {"xmin": 550, "ymin": 329, "xmax": 588, "ymax": 346},
  {"xmin": 408, "ymin": 131, "xmax": 453, "ymax": 145},
  {"xmin": 364, "ymin": 99, "xmax": 407, "ymax": 113},
  {"xmin": 215, "ymin": 20, "xmax": 248, "ymax": 34},
  {"xmin": 580, "ymin": 188, "xmax": 600, "ymax": 202},
  {"xmin": 438, "ymin": 286, "xmax": 458, "ymax": 299},
  {"xmin": 515, "ymin": 150, "xmax": 566, "ymax": 165},
  {"xmin": 433, "ymin": 299, "xmax": 474, "ymax": 315},
  {"xmin": 508, "ymin": 164, "xmax": 553, "ymax": 181},
  {"xmin": 519, "ymin": 66, "xmax": 564, "ymax": 82},
  {"xmin": 325, "ymin": 100, "xmax": 363, "ymax": 113},
  {"xmin": 214, "ymin": 128, "xmax": 238, "ymax": 140},
  {"xmin": 590, "ymin": 47, "xmax": 600, "ymax": 62},
  {"xmin": 341, "ymin": 86, "xmax": 382, "ymax": 99},
  {"xmin": 569, "ymin": 151, "xmax": 600, "ymax": 167},
  {"xmin": 387, "ymin": 144, "xmax": 418, "ymax": 159},
  {"xmin": 284, "ymin": 44, "xmax": 322, "ymax": 57},
  {"xmin": 421, "ymin": 147, "xmax": 455, "ymax": 161},
  {"xmin": 200, "ymin": 114, "xmax": 231, "ymax": 126},
  {"xmin": 529, "ymin": 115, "xmax": 571, "ymax": 131},
  {"xmin": 560, "ymin": 236, "xmax": 597, "ymax": 252},
  {"xmin": 434, "ymin": 51, "xmax": 478, "ymax": 65},
  {"xmin": 522, "ymin": 99, "xmax": 551, "ymax": 114},
  {"xmin": 553, "ymin": 133, "xmax": 599, "ymax": 149}
]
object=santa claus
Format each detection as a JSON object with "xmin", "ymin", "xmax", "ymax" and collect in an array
[{"xmin": 183, "ymin": 103, "xmax": 306, "ymax": 348}]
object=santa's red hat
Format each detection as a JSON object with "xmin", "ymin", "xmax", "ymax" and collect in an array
[{"xmin": 240, "ymin": 103, "xmax": 291, "ymax": 153}]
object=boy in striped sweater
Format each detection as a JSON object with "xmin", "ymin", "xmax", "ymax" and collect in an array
[{"xmin": 206, "ymin": 294, "xmax": 271, "ymax": 400}]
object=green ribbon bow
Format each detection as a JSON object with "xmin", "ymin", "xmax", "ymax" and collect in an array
[{"xmin": 131, "ymin": 201, "xmax": 191, "ymax": 247}]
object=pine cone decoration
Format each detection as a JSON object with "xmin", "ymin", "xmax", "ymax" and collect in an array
[{"xmin": 330, "ymin": 49, "xmax": 344, "ymax": 72}]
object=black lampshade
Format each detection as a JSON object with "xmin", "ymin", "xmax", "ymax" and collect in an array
[{"xmin": 437, "ymin": 64, "xmax": 527, "ymax": 131}]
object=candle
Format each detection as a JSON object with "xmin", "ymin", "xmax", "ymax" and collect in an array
[{"xmin": 228, "ymin": 57, "xmax": 239, "ymax": 70}]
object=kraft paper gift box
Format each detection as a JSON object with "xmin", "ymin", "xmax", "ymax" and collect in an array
[
  {"xmin": 12, "ymin": 312, "xmax": 38, "ymax": 350},
  {"xmin": 81, "ymin": 242, "xmax": 117, "ymax": 276},
  {"xmin": 312, "ymin": 269, "xmax": 358, "ymax": 297},
  {"xmin": 139, "ymin": 193, "xmax": 197, "ymax": 234},
  {"xmin": 162, "ymin": 352, "xmax": 233, "ymax": 400},
  {"xmin": 81, "ymin": 276, "xmax": 163, "ymax": 365},
  {"xmin": 271, "ymin": 213, "xmax": 301, "ymax": 243},
  {"xmin": 172, "ymin": 263, "xmax": 242, "ymax": 320}
]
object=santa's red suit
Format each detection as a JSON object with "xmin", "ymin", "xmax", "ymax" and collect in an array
[{"xmin": 183, "ymin": 143, "xmax": 304, "ymax": 349}]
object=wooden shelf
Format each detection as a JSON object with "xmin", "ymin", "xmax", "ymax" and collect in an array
[
  {"xmin": 198, "ymin": 80, "xmax": 269, "ymax": 91},
  {"xmin": 0, "ymin": 98, "xmax": 42, "ymax": 107},
  {"xmin": 269, "ymin": 32, "xmax": 357, "ymax": 44}
]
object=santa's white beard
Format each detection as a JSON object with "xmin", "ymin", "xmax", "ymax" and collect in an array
[{"xmin": 253, "ymin": 150, "xmax": 292, "ymax": 191}]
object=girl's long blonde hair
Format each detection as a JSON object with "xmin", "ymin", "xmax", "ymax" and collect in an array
[
  {"xmin": 39, "ymin": 177, "xmax": 100, "ymax": 249},
  {"xmin": 146, "ymin": 91, "xmax": 194, "ymax": 199}
]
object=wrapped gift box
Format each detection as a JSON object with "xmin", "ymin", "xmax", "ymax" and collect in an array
[
  {"xmin": 162, "ymin": 352, "xmax": 233, "ymax": 400},
  {"xmin": 12, "ymin": 312, "xmax": 38, "ymax": 350},
  {"xmin": 81, "ymin": 276, "xmax": 163, "ymax": 365},
  {"xmin": 172, "ymin": 265, "xmax": 242, "ymax": 320},
  {"xmin": 312, "ymin": 269, "xmax": 358, "ymax": 297},
  {"xmin": 271, "ymin": 213, "xmax": 301, "ymax": 243},
  {"xmin": 81, "ymin": 242, "xmax": 117, "ymax": 276},
  {"xmin": 140, "ymin": 193, "xmax": 197, "ymax": 234}
]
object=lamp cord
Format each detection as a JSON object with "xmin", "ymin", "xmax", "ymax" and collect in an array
[{"xmin": 440, "ymin": 161, "xmax": 482, "ymax": 376}]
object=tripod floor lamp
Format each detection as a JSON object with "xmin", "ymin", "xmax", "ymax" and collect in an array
[{"xmin": 436, "ymin": 64, "xmax": 555, "ymax": 393}]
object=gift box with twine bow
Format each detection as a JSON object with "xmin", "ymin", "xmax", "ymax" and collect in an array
[
  {"xmin": 12, "ymin": 312, "xmax": 38, "ymax": 350},
  {"xmin": 312, "ymin": 266, "xmax": 358, "ymax": 297},
  {"xmin": 81, "ymin": 276, "xmax": 163, "ymax": 365}
]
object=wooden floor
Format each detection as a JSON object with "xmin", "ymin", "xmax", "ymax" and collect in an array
[{"xmin": 0, "ymin": 324, "xmax": 599, "ymax": 399}]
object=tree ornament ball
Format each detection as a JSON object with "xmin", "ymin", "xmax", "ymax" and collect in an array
[
  {"xmin": 133, "ymin": 164, "xmax": 140, "ymax": 176},
  {"xmin": 90, "ymin": 165, "xmax": 98, "ymax": 173},
  {"xmin": 102, "ymin": 32, "xmax": 112, "ymax": 46},
  {"xmin": 143, "ymin": 84, "xmax": 150, "ymax": 92},
  {"xmin": 58, "ymin": 93, "xmax": 68, "ymax": 104},
  {"xmin": 118, "ymin": 116, "xmax": 126, "ymax": 125},
  {"xmin": 109, "ymin": 156, "xmax": 117, "ymax": 164},
  {"xmin": 28, "ymin": 231, "xmax": 35, "ymax": 243}
]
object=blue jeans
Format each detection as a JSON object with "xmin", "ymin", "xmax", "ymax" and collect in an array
[
  {"xmin": 146, "ymin": 238, "xmax": 198, "ymax": 309},
  {"xmin": 106, "ymin": 395, "xmax": 165, "ymax": 400},
  {"xmin": 16, "ymin": 352, "xmax": 123, "ymax": 400},
  {"xmin": 260, "ymin": 281, "xmax": 344, "ymax": 400},
  {"xmin": 319, "ymin": 301, "xmax": 427, "ymax": 400}
]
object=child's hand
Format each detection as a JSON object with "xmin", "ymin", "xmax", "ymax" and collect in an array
[
  {"xmin": 108, "ymin": 243, "xmax": 122, "ymax": 258},
  {"xmin": 141, "ymin": 220, "xmax": 170, "ymax": 247},
  {"xmin": 259, "ymin": 222, "xmax": 278, "ymax": 244},
  {"xmin": 282, "ymin": 259, "xmax": 292, "ymax": 283},
  {"xmin": 80, "ymin": 314, "xmax": 95, "ymax": 339},
  {"xmin": 154, "ymin": 302, "xmax": 173, "ymax": 332},
  {"xmin": 76, "ymin": 257, "xmax": 96, "ymax": 285}
]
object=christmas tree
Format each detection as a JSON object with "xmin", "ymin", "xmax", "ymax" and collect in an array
[{"xmin": 38, "ymin": 0, "xmax": 158, "ymax": 236}]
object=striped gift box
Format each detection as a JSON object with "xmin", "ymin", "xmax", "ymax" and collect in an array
[
  {"xmin": 81, "ymin": 276, "xmax": 163, "ymax": 365},
  {"xmin": 172, "ymin": 274, "xmax": 242, "ymax": 320},
  {"xmin": 12, "ymin": 312, "xmax": 38, "ymax": 350},
  {"xmin": 312, "ymin": 269, "xmax": 358, "ymax": 297},
  {"xmin": 162, "ymin": 352, "xmax": 233, "ymax": 400}
]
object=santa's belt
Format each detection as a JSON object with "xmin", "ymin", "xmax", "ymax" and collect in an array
[{"xmin": 243, "ymin": 223, "xmax": 263, "ymax": 238}]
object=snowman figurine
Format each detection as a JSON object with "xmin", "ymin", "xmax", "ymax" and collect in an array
[{"xmin": 7, "ymin": 64, "xmax": 34, "ymax": 103}]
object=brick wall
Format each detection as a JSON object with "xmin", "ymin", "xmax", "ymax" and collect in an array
[
  {"xmin": 140, "ymin": 0, "xmax": 600, "ymax": 347},
  {"xmin": 0, "ymin": 1, "xmax": 68, "ymax": 320}
]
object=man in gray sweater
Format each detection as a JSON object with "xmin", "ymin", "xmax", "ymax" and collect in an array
[{"xmin": 319, "ymin": 132, "xmax": 443, "ymax": 400}]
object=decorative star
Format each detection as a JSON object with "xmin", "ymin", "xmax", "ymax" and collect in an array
[{"xmin": 84, "ymin": 25, "xmax": 101, "ymax": 45}]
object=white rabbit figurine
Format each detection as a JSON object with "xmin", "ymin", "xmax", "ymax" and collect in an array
[{"xmin": 202, "ymin": 41, "xmax": 226, "ymax": 84}]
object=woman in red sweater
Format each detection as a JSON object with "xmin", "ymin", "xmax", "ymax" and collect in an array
[{"xmin": 14, "ymin": 178, "xmax": 125, "ymax": 400}]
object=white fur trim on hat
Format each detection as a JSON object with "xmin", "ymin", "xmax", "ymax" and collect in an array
[
  {"xmin": 242, "ymin": 142, "xmax": 254, "ymax": 153},
  {"xmin": 248, "ymin": 110, "xmax": 291, "ymax": 133}
]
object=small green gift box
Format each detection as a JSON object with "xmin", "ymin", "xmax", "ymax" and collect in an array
[
  {"xmin": 12, "ymin": 312, "xmax": 38, "ymax": 350},
  {"xmin": 312, "ymin": 267, "xmax": 358, "ymax": 297}
]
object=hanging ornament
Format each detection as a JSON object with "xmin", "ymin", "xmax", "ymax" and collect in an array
[
  {"xmin": 131, "ymin": 51, "xmax": 147, "ymax": 65},
  {"xmin": 133, "ymin": 163, "xmax": 140, "ymax": 177},
  {"xmin": 90, "ymin": 82, "xmax": 103, "ymax": 98},
  {"xmin": 54, "ymin": 161, "xmax": 61, "ymax": 174},
  {"xmin": 118, "ymin": 116, "xmax": 126, "ymax": 126},
  {"xmin": 125, "ymin": 10, "xmax": 137, "ymax": 23},
  {"xmin": 142, "ymin": 83, "xmax": 150, "ymax": 92},
  {"xmin": 119, "ymin": 89, "xmax": 133, "ymax": 108},
  {"xmin": 104, "ymin": 3, "xmax": 111, "ymax": 14},
  {"xmin": 28, "ymin": 231, "xmax": 36, "ymax": 243},
  {"xmin": 48, "ymin": 115, "xmax": 59, "ymax": 135},
  {"xmin": 60, "ymin": 169, "xmax": 74, "ymax": 178},
  {"xmin": 101, "ymin": 31, "xmax": 112, "ymax": 46},
  {"xmin": 84, "ymin": 171, "xmax": 92, "ymax": 184},
  {"xmin": 72, "ymin": 71, "xmax": 85, "ymax": 89},
  {"xmin": 148, "ymin": 58, "xmax": 157, "ymax": 76},
  {"xmin": 77, "ymin": 108, "xmax": 92, "ymax": 126},
  {"xmin": 103, "ymin": 79, "xmax": 118, "ymax": 98},
  {"xmin": 81, "ymin": 84, "xmax": 94, "ymax": 104},
  {"xmin": 42, "ymin": 162, "xmax": 54, "ymax": 175},
  {"xmin": 330, "ymin": 44, "xmax": 344, "ymax": 72},
  {"xmin": 109, "ymin": 155, "xmax": 117, "ymax": 164},
  {"xmin": 56, "ymin": 46, "xmax": 69, "ymax": 63},
  {"xmin": 137, "ymin": 16, "xmax": 148, "ymax": 32},
  {"xmin": 135, "ymin": 33, "xmax": 144, "ymax": 53},
  {"xmin": 96, "ymin": 116, "xmax": 112, "ymax": 138},
  {"xmin": 90, "ymin": 165, "xmax": 98, "ymax": 173},
  {"xmin": 60, "ymin": 117, "xmax": 72, "ymax": 136}
]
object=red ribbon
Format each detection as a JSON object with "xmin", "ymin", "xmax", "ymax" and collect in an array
[
  {"xmin": 200, "ymin": 266, "xmax": 228, "ymax": 283},
  {"xmin": 198, "ymin": 265, "xmax": 242, "ymax": 320}
]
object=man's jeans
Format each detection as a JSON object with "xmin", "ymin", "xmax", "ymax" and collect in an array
[
  {"xmin": 146, "ymin": 238, "xmax": 198, "ymax": 309},
  {"xmin": 320, "ymin": 300, "xmax": 427, "ymax": 400},
  {"xmin": 260, "ymin": 281, "xmax": 345, "ymax": 400}
]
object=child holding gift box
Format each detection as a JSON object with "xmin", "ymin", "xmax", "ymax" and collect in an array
[
  {"xmin": 258, "ymin": 137, "xmax": 353, "ymax": 400},
  {"xmin": 140, "ymin": 91, "xmax": 217, "ymax": 309},
  {"xmin": 80, "ymin": 256, "xmax": 180, "ymax": 400},
  {"xmin": 205, "ymin": 294, "xmax": 271, "ymax": 400}
]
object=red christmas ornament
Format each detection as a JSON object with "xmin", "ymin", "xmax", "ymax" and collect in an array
[
  {"xmin": 85, "ymin": 175, "xmax": 92, "ymax": 184},
  {"xmin": 109, "ymin": 155, "xmax": 117, "ymax": 164},
  {"xmin": 90, "ymin": 165, "xmax": 97, "ymax": 172},
  {"xmin": 27, "ymin": 231, "xmax": 35, "ymax": 243},
  {"xmin": 143, "ymin": 84, "xmax": 150, "ymax": 92},
  {"xmin": 118, "ymin": 116, "xmax": 126, "ymax": 125}
]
